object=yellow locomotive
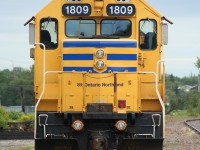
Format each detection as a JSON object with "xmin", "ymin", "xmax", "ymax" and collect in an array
[{"xmin": 26, "ymin": 0, "xmax": 171, "ymax": 149}]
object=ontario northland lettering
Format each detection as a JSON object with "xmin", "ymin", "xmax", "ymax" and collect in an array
[{"xmin": 76, "ymin": 83, "xmax": 124, "ymax": 87}]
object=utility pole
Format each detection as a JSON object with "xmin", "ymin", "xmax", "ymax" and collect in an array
[{"xmin": 20, "ymin": 86, "xmax": 25, "ymax": 112}]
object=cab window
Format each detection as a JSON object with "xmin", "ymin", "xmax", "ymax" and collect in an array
[
  {"xmin": 101, "ymin": 20, "xmax": 131, "ymax": 37},
  {"xmin": 66, "ymin": 20, "xmax": 96, "ymax": 37},
  {"xmin": 40, "ymin": 18, "xmax": 58, "ymax": 49},
  {"xmin": 139, "ymin": 19, "xmax": 157, "ymax": 50}
]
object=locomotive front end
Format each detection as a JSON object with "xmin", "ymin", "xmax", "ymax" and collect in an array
[
  {"xmin": 60, "ymin": 37, "xmax": 141, "ymax": 150},
  {"xmin": 27, "ymin": 0, "xmax": 169, "ymax": 149}
]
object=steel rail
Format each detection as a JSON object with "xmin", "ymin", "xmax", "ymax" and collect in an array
[{"xmin": 184, "ymin": 119, "xmax": 200, "ymax": 135}]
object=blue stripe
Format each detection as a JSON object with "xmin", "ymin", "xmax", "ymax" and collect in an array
[
  {"xmin": 63, "ymin": 67, "xmax": 137, "ymax": 73},
  {"xmin": 63, "ymin": 54, "xmax": 137, "ymax": 60},
  {"xmin": 63, "ymin": 67, "xmax": 94, "ymax": 72},
  {"xmin": 107, "ymin": 67, "xmax": 137, "ymax": 72},
  {"xmin": 63, "ymin": 54, "xmax": 93, "ymax": 60},
  {"xmin": 107, "ymin": 54, "xmax": 137, "ymax": 60},
  {"xmin": 63, "ymin": 41, "xmax": 137, "ymax": 48}
]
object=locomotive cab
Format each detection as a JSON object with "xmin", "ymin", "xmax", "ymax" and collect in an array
[{"xmin": 27, "ymin": 0, "xmax": 169, "ymax": 149}]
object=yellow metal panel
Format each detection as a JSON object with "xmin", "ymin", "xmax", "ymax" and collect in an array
[
  {"xmin": 62, "ymin": 61, "xmax": 94, "ymax": 67},
  {"xmin": 92, "ymin": 95, "xmax": 108, "ymax": 103},
  {"xmin": 65, "ymin": 95, "xmax": 83, "ymax": 111},
  {"xmin": 141, "ymin": 100, "xmax": 161, "ymax": 111},
  {"xmin": 62, "ymin": 73, "xmax": 84, "ymax": 112},
  {"xmin": 37, "ymin": 100, "xmax": 58, "ymax": 111},
  {"xmin": 140, "ymin": 83, "xmax": 163, "ymax": 100},
  {"xmin": 62, "ymin": 47, "xmax": 96, "ymax": 54},
  {"xmin": 35, "ymin": 83, "xmax": 59, "ymax": 100},
  {"xmin": 85, "ymin": 74, "xmax": 115, "ymax": 105},
  {"xmin": 140, "ymin": 83, "xmax": 157, "ymax": 100},
  {"xmin": 116, "ymin": 74, "xmax": 139, "ymax": 113},
  {"xmin": 57, "ymin": 73, "xmax": 62, "ymax": 112},
  {"xmin": 108, "ymin": 61, "xmax": 138, "ymax": 67}
]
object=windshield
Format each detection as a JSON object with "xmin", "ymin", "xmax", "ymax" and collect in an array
[
  {"xmin": 139, "ymin": 19, "xmax": 157, "ymax": 50},
  {"xmin": 66, "ymin": 20, "xmax": 96, "ymax": 37},
  {"xmin": 40, "ymin": 18, "xmax": 58, "ymax": 49},
  {"xmin": 101, "ymin": 20, "xmax": 131, "ymax": 37},
  {"xmin": 65, "ymin": 19, "xmax": 132, "ymax": 38}
]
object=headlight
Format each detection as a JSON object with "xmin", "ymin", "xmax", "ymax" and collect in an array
[
  {"xmin": 96, "ymin": 49, "xmax": 104, "ymax": 58},
  {"xmin": 96, "ymin": 60, "xmax": 105, "ymax": 69},
  {"xmin": 115, "ymin": 120, "xmax": 127, "ymax": 131},
  {"xmin": 72, "ymin": 120, "xmax": 84, "ymax": 131}
]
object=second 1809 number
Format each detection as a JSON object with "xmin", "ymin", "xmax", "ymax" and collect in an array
[{"xmin": 107, "ymin": 4, "xmax": 135, "ymax": 16}]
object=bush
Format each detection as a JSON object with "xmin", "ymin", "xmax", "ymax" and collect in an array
[
  {"xmin": 0, "ymin": 107, "xmax": 9, "ymax": 128},
  {"xmin": 20, "ymin": 113, "xmax": 34, "ymax": 122},
  {"xmin": 8, "ymin": 111, "xmax": 23, "ymax": 121},
  {"xmin": 187, "ymin": 105, "xmax": 200, "ymax": 116},
  {"xmin": 0, "ymin": 108, "xmax": 35, "ymax": 129},
  {"xmin": 185, "ymin": 91, "xmax": 200, "ymax": 116}
]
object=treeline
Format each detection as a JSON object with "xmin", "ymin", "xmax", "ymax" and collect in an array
[
  {"xmin": 0, "ymin": 66, "xmax": 34, "ymax": 106},
  {"xmin": 166, "ymin": 74, "xmax": 200, "ymax": 116}
]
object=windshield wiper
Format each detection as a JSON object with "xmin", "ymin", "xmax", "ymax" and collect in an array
[{"xmin": 78, "ymin": 34, "xmax": 120, "ymax": 39}]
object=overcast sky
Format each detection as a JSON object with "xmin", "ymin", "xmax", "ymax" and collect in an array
[{"xmin": 0, "ymin": 0, "xmax": 199, "ymax": 77}]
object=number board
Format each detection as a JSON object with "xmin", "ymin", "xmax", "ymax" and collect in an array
[
  {"xmin": 107, "ymin": 4, "xmax": 135, "ymax": 16},
  {"xmin": 62, "ymin": 4, "xmax": 91, "ymax": 16}
]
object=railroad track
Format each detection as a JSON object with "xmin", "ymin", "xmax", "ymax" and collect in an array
[
  {"xmin": 0, "ymin": 130, "xmax": 33, "ymax": 140},
  {"xmin": 185, "ymin": 119, "xmax": 200, "ymax": 135},
  {"xmin": 0, "ymin": 121, "xmax": 34, "ymax": 140}
]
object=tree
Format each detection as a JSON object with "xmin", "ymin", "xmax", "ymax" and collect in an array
[
  {"xmin": 194, "ymin": 57, "xmax": 200, "ymax": 71},
  {"xmin": 195, "ymin": 57, "xmax": 200, "ymax": 92},
  {"xmin": 0, "ymin": 66, "xmax": 34, "ymax": 107}
]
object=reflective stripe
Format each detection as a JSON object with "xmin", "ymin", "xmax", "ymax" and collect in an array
[
  {"xmin": 63, "ymin": 54, "xmax": 137, "ymax": 60},
  {"xmin": 63, "ymin": 41, "xmax": 137, "ymax": 48},
  {"xmin": 107, "ymin": 54, "xmax": 137, "ymax": 60},
  {"xmin": 63, "ymin": 54, "xmax": 93, "ymax": 60}
]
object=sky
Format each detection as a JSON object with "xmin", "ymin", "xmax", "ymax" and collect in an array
[{"xmin": 0, "ymin": 0, "xmax": 199, "ymax": 77}]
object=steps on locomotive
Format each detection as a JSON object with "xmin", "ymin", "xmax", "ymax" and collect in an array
[{"xmin": 134, "ymin": 114, "xmax": 161, "ymax": 138}]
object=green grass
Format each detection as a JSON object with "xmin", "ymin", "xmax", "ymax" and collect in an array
[
  {"xmin": 1, "ymin": 146, "xmax": 34, "ymax": 150},
  {"xmin": 169, "ymin": 110, "xmax": 189, "ymax": 116},
  {"xmin": 20, "ymin": 146, "xmax": 34, "ymax": 150},
  {"xmin": 168, "ymin": 109, "xmax": 200, "ymax": 117}
]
